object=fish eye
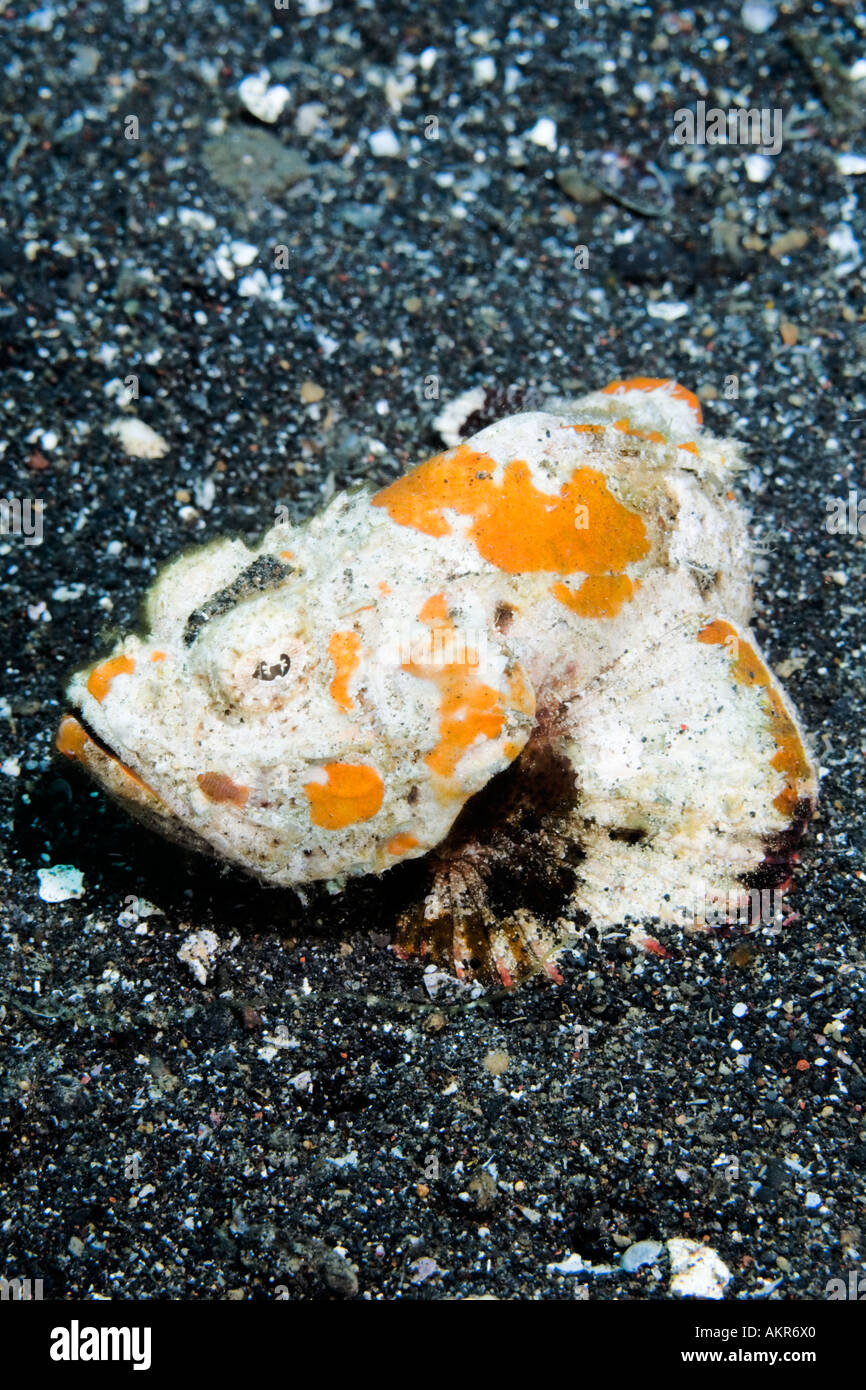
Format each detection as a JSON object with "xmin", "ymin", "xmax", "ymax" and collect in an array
[
  {"xmin": 252, "ymin": 653, "xmax": 292, "ymax": 682},
  {"xmin": 200, "ymin": 637, "xmax": 307, "ymax": 711}
]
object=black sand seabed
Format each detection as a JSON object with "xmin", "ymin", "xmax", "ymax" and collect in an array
[{"xmin": 1, "ymin": 0, "xmax": 864, "ymax": 1302}]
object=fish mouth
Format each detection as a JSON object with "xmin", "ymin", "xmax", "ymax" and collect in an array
[
  {"xmin": 55, "ymin": 711, "xmax": 281, "ymax": 870},
  {"xmin": 55, "ymin": 711, "xmax": 210, "ymax": 852},
  {"xmin": 57, "ymin": 710, "xmax": 156, "ymax": 793}
]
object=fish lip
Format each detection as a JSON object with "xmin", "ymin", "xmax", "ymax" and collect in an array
[
  {"xmin": 64, "ymin": 708, "xmax": 120, "ymax": 759},
  {"xmin": 58, "ymin": 708, "xmax": 168, "ymax": 807},
  {"xmin": 64, "ymin": 708, "xmax": 149, "ymax": 782}
]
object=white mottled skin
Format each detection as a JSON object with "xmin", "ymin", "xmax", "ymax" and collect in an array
[{"xmin": 61, "ymin": 381, "xmax": 816, "ymax": 950}]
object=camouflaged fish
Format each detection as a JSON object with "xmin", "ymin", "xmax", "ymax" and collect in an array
[{"xmin": 57, "ymin": 377, "xmax": 817, "ymax": 987}]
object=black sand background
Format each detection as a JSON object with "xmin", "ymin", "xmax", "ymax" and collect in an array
[{"xmin": 0, "ymin": 0, "xmax": 864, "ymax": 1300}]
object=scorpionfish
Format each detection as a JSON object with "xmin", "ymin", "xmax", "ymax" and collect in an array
[{"xmin": 57, "ymin": 377, "xmax": 817, "ymax": 987}]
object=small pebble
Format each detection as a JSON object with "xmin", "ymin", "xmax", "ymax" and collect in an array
[
  {"xmin": 526, "ymin": 117, "xmax": 557, "ymax": 151},
  {"xmin": 621, "ymin": 1239, "xmax": 663, "ymax": 1272},
  {"xmin": 741, "ymin": 1, "xmax": 776, "ymax": 34},
  {"xmin": 295, "ymin": 102, "xmax": 326, "ymax": 136},
  {"xmin": 319, "ymin": 1248, "xmax": 359, "ymax": 1297},
  {"xmin": 238, "ymin": 71, "xmax": 290, "ymax": 124},
  {"xmin": 369, "ymin": 128, "xmax": 400, "ymax": 157},
  {"xmin": 177, "ymin": 929, "xmax": 219, "ymax": 985},
  {"xmin": 667, "ymin": 1239, "xmax": 732, "ymax": 1299},
  {"xmin": 769, "ymin": 228, "xmax": 808, "ymax": 258},
  {"xmin": 647, "ymin": 301, "xmax": 689, "ymax": 321},
  {"xmin": 744, "ymin": 154, "xmax": 773, "ymax": 183},
  {"xmin": 556, "ymin": 168, "xmax": 603, "ymax": 204},
  {"xmin": 483, "ymin": 1049, "xmax": 509, "ymax": 1075},
  {"xmin": 105, "ymin": 418, "xmax": 170, "ymax": 459},
  {"xmin": 37, "ymin": 865, "xmax": 85, "ymax": 903}
]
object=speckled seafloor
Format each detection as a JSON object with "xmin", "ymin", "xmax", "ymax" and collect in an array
[{"xmin": 1, "ymin": 0, "xmax": 865, "ymax": 1301}]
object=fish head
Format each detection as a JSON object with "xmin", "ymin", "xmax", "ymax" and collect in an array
[{"xmin": 57, "ymin": 538, "xmax": 536, "ymax": 884}]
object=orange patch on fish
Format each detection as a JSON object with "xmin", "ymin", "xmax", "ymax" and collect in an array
[
  {"xmin": 419, "ymin": 593, "xmax": 448, "ymax": 622},
  {"xmin": 698, "ymin": 619, "xmax": 812, "ymax": 818},
  {"xmin": 613, "ymin": 418, "xmax": 667, "ymax": 445},
  {"xmin": 56, "ymin": 714, "xmax": 90, "ymax": 759},
  {"xmin": 373, "ymin": 445, "xmax": 649, "ymax": 576},
  {"xmin": 402, "ymin": 603, "xmax": 510, "ymax": 780},
  {"xmin": 571, "ymin": 416, "xmax": 700, "ymax": 455},
  {"xmin": 698, "ymin": 619, "xmax": 766, "ymax": 685},
  {"xmin": 87, "ymin": 655, "xmax": 135, "ymax": 703},
  {"xmin": 427, "ymin": 678, "xmax": 505, "ymax": 779},
  {"xmin": 505, "ymin": 665, "xmax": 536, "ymax": 716},
  {"xmin": 117, "ymin": 762, "xmax": 160, "ymax": 795},
  {"xmin": 150, "ymin": 650, "xmax": 166, "ymax": 662},
  {"xmin": 328, "ymin": 631, "xmax": 361, "ymax": 713},
  {"xmin": 601, "ymin": 377, "xmax": 703, "ymax": 424},
  {"xmin": 305, "ymin": 762, "xmax": 384, "ymax": 829},
  {"xmin": 553, "ymin": 574, "xmax": 638, "ymax": 619},
  {"xmin": 197, "ymin": 772, "xmax": 250, "ymax": 806},
  {"xmin": 386, "ymin": 832, "xmax": 419, "ymax": 856}
]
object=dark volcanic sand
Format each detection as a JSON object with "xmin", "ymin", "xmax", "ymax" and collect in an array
[{"xmin": 1, "ymin": 0, "xmax": 865, "ymax": 1300}]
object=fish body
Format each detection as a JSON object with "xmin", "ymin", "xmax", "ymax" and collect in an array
[{"xmin": 58, "ymin": 378, "xmax": 817, "ymax": 984}]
